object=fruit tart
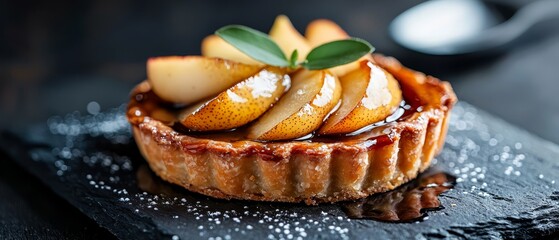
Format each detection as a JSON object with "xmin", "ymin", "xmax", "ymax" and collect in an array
[{"xmin": 127, "ymin": 16, "xmax": 457, "ymax": 205}]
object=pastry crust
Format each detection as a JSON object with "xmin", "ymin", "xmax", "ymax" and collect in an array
[{"xmin": 127, "ymin": 54, "xmax": 457, "ymax": 205}]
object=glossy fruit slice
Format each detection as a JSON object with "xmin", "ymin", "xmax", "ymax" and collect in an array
[
  {"xmin": 306, "ymin": 19, "xmax": 350, "ymax": 46},
  {"xmin": 179, "ymin": 67, "xmax": 289, "ymax": 131},
  {"xmin": 248, "ymin": 69, "xmax": 342, "ymax": 140},
  {"xmin": 201, "ymin": 35, "xmax": 264, "ymax": 66},
  {"xmin": 269, "ymin": 15, "xmax": 311, "ymax": 62},
  {"xmin": 147, "ymin": 56, "xmax": 261, "ymax": 104},
  {"xmin": 318, "ymin": 60, "xmax": 402, "ymax": 135},
  {"xmin": 305, "ymin": 19, "xmax": 372, "ymax": 77}
]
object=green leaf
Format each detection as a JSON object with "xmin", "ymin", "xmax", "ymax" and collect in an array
[
  {"xmin": 302, "ymin": 38, "xmax": 374, "ymax": 70},
  {"xmin": 216, "ymin": 25, "xmax": 289, "ymax": 67},
  {"xmin": 288, "ymin": 49, "xmax": 298, "ymax": 68}
]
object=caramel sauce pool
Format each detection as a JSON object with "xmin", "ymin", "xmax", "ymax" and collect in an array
[{"xmin": 341, "ymin": 169, "xmax": 456, "ymax": 222}]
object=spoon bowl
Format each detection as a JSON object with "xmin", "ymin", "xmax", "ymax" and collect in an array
[{"xmin": 390, "ymin": 0, "xmax": 559, "ymax": 55}]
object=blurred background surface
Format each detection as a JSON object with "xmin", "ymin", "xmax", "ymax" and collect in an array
[{"xmin": 1, "ymin": 0, "xmax": 558, "ymax": 238}]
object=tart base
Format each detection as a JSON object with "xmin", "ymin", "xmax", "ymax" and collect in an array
[{"xmin": 129, "ymin": 54, "xmax": 457, "ymax": 205}]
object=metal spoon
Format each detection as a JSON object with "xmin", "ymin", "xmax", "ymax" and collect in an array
[{"xmin": 389, "ymin": 0, "xmax": 559, "ymax": 55}]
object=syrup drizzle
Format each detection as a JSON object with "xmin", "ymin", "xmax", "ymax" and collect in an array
[{"xmin": 341, "ymin": 169, "xmax": 456, "ymax": 222}]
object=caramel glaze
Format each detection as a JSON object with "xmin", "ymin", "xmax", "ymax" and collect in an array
[
  {"xmin": 127, "ymin": 54, "xmax": 456, "ymax": 162},
  {"xmin": 341, "ymin": 169, "xmax": 456, "ymax": 222}
]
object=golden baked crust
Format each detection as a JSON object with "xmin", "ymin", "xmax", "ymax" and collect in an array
[{"xmin": 127, "ymin": 54, "xmax": 457, "ymax": 205}]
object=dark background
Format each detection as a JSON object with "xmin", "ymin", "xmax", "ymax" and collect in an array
[{"xmin": 1, "ymin": 0, "xmax": 558, "ymax": 238}]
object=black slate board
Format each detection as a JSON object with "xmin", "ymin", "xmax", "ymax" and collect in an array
[{"xmin": 1, "ymin": 102, "xmax": 559, "ymax": 239}]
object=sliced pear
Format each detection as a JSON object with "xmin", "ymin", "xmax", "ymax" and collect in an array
[
  {"xmin": 201, "ymin": 35, "xmax": 264, "ymax": 66},
  {"xmin": 178, "ymin": 67, "xmax": 289, "ymax": 131},
  {"xmin": 318, "ymin": 60, "xmax": 402, "ymax": 135},
  {"xmin": 305, "ymin": 19, "xmax": 350, "ymax": 46},
  {"xmin": 305, "ymin": 19, "xmax": 372, "ymax": 77},
  {"xmin": 248, "ymin": 69, "xmax": 342, "ymax": 141},
  {"xmin": 147, "ymin": 56, "xmax": 261, "ymax": 104},
  {"xmin": 269, "ymin": 15, "xmax": 311, "ymax": 62}
]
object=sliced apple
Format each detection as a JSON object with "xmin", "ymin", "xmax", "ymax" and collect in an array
[
  {"xmin": 201, "ymin": 35, "xmax": 264, "ymax": 66},
  {"xmin": 269, "ymin": 15, "xmax": 311, "ymax": 62},
  {"xmin": 147, "ymin": 56, "xmax": 262, "ymax": 104},
  {"xmin": 305, "ymin": 19, "xmax": 372, "ymax": 77},
  {"xmin": 248, "ymin": 69, "xmax": 342, "ymax": 141},
  {"xmin": 318, "ymin": 60, "xmax": 402, "ymax": 135},
  {"xmin": 178, "ymin": 67, "xmax": 289, "ymax": 131}
]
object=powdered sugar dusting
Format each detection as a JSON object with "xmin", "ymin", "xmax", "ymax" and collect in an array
[
  {"xmin": 33, "ymin": 101, "xmax": 558, "ymax": 239},
  {"xmin": 439, "ymin": 103, "xmax": 556, "ymax": 198},
  {"xmin": 41, "ymin": 103, "xmax": 355, "ymax": 239}
]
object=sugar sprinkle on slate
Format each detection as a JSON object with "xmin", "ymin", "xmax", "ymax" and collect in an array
[{"xmin": 1, "ymin": 101, "xmax": 556, "ymax": 239}]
